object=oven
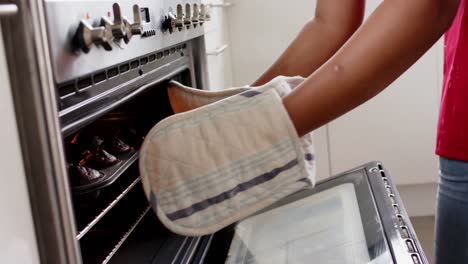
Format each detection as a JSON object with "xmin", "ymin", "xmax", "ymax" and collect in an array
[{"xmin": 1, "ymin": 0, "xmax": 214, "ymax": 263}]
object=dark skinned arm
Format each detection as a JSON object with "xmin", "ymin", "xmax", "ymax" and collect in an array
[
  {"xmin": 281, "ymin": 0, "xmax": 459, "ymax": 137},
  {"xmin": 253, "ymin": 0, "xmax": 365, "ymax": 86}
]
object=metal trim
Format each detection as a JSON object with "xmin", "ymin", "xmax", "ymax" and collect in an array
[
  {"xmin": 1, "ymin": 0, "xmax": 81, "ymax": 263},
  {"xmin": 191, "ymin": 36, "xmax": 210, "ymax": 90},
  {"xmin": 366, "ymin": 162, "xmax": 429, "ymax": 264},
  {"xmin": 0, "ymin": 3, "xmax": 18, "ymax": 16}
]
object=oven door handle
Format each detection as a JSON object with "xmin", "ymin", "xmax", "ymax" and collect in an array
[
  {"xmin": 207, "ymin": 44, "xmax": 229, "ymax": 56},
  {"xmin": 0, "ymin": 3, "xmax": 18, "ymax": 17},
  {"xmin": 207, "ymin": 2, "xmax": 233, "ymax": 8}
]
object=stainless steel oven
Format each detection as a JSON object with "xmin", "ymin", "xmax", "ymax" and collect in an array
[{"xmin": 1, "ymin": 0, "xmax": 213, "ymax": 263}]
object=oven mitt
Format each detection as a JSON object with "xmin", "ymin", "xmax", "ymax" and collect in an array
[
  {"xmin": 167, "ymin": 83, "xmax": 250, "ymax": 114},
  {"xmin": 139, "ymin": 76, "xmax": 316, "ymax": 236}
]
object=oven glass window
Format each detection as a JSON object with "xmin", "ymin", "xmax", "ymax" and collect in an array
[{"xmin": 226, "ymin": 172, "xmax": 394, "ymax": 264}]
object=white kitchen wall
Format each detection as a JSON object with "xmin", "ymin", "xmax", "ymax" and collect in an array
[
  {"xmin": 227, "ymin": 0, "xmax": 317, "ymax": 86},
  {"xmin": 227, "ymin": 0, "xmax": 443, "ymax": 189}
]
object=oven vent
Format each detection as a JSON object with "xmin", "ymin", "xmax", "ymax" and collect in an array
[
  {"xmin": 77, "ymin": 76, "xmax": 92, "ymax": 90},
  {"xmin": 140, "ymin": 57, "xmax": 149, "ymax": 65},
  {"xmin": 57, "ymin": 44, "xmax": 188, "ymax": 99},
  {"xmin": 59, "ymin": 81, "xmax": 76, "ymax": 97},
  {"xmin": 93, "ymin": 71, "xmax": 106, "ymax": 84}
]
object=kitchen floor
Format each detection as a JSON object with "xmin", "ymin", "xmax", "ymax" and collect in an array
[{"xmin": 411, "ymin": 216, "xmax": 435, "ymax": 264}]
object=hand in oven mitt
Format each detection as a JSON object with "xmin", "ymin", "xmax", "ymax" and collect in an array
[{"xmin": 139, "ymin": 76, "xmax": 316, "ymax": 236}]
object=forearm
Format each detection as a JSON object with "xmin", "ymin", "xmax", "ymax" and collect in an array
[
  {"xmin": 253, "ymin": 0, "xmax": 365, "ymax": 86},
  {"xmin": 284, "ymin": 0, "xmax": 459, "ymax": 137}
]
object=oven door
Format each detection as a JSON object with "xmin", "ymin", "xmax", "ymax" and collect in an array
[{"xmin": 205, "ymin": 162, "xmax": 428, "ymax": 264}]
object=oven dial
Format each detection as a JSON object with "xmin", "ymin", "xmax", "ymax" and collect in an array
[
  {"xmin": 73, "ymin": 19, "xmax": 111, "ymax": 53},
  {"xmin": 199, "ymin": 4, "xmax": 206, "ymax": 24},
  {"xmin": 123, "ymin": 4, "xmax": 143, "ymax": 43},
  {"xmin": 122, "ymin": 17, "xmax": 133, "ymax": 43},
  {"xmin": 110, "ymin": 3, "xmax": 126, "ymax": 40},
  {"xmin": 99, "ymin": 17, "xmax": 114, "ymax": 51},
  {"xmin": 109, "ymin": 3, "xmax": 142, "ymax": 44},
  {"xmin": 175, "ymin": 5, "xmax": 184, "ymax": 30},
  {"xmin": 184, "ymin": 4, "xmax": 192, "ymax": 28},
  {"xmin": 162, "ymin": 11, "xmax": 176, "ymax": 33},
  {"xmin": 192, "ymin": 4, "xmax": 199, "ymax": 25}
]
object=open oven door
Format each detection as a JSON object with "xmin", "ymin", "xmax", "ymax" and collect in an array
[{"xmin": 205, "ymin": 162, "xmax": 428, "ymax": 264}]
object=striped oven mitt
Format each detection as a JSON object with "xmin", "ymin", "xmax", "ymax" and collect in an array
[{"xmin": 139, "ymin": 76, "xmax": 316, "ymax": 236}]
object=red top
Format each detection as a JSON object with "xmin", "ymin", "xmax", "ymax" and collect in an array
[{"xmin": 436, "ymin": 1, "xmax": 468, "ymax": 161}]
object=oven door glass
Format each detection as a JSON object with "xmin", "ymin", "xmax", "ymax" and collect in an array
[{"xmin": 225, "ymin": 171, "xmax": 394, "ymax": 264}]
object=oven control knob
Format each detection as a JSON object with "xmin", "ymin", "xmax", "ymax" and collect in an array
[
  {"xmin": 175, "ymin": 17, "xmax": 184, "ymax": 30},
  {"xmin": 73, "ymin": 19, "xmax": 107, "ymax": 53},
  {"xmin": 123, "ymin": 4, "xmax": 143, "ymax": 43},
  {"xmin": 183, "ymin": 5, "xmax": 192, "ymax": 28},
  {"xmin": 175, "ymin": 5, "xmax": 184, "ymax": 30},
  {"xmin": 99, "ymin": 17, "xmax": 114, "ymax": 51},
  {"xmin": 192, "ymin": 5, "xmax": 199, "ymax": 25},
  {"xmin": 162, "ymin": 12, "xmax": 176, "ymax": 33},
  {"xmin": 199, "ymin": 4, "xmax": 206, "ymax": 24},
  {"xmin": 121, "ymin": 17, "xmax": 132, "ymax": 43},
  {"xmin": 184, "ymin": 16, "xmax": 192, "ymax": 28},
  {"xmin": 111, "ymin": 3, "xmax": 126, "ymax": 40},
  {"xmin": 130, "ymin": 4, "xmax": 143, "ymax": 35}
]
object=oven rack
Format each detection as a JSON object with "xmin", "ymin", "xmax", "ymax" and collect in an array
[
  {"xmin": 176, "ymin": 236, "xmax": 203, "ymax": 263},
  {"xmin": 102, "ymin": 205, "xmax": 152, "ymax": 264},
  {"xmin": 78, "ymin": 177, "xmax": 150, "ymax": 263},
  {"xmin": 100, "ymin": 206, "xmax": 214, "ymax": 264},
  {"xmin": 189, "ymin": 233, "xmax": 214, "ymax": 263},
  {"xmin": 73, "ymin": 150, "xmax": 139, "ymax": 194},
  {"xmin": 77, "ymin": 176, "xmax": 142, "ymax": 240}
]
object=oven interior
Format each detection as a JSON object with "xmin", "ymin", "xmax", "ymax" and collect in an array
[{"xmin": 60, "ymin": 66, "xmax": 227, "ymax": 263}]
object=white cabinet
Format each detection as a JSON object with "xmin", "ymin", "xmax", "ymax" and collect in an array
[{"xmin": 203, "ymin": 0, "xmax": 234, "ymax": 90}]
